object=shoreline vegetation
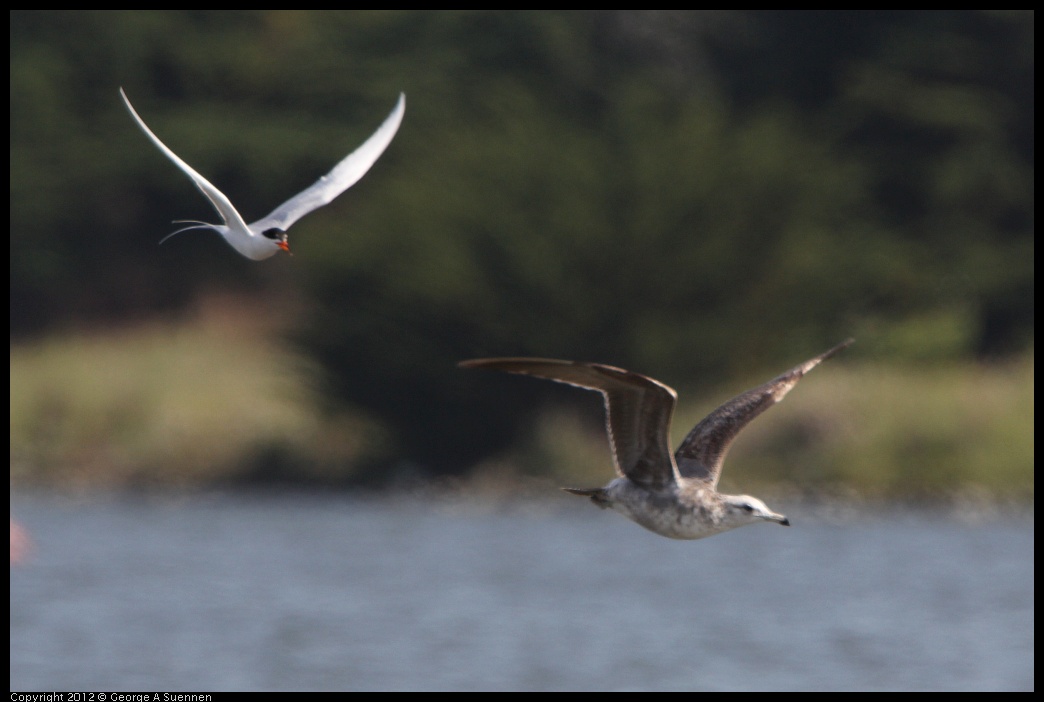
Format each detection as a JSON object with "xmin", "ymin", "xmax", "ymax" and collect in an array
[{"xmin": 10, "ymin": 303, "xmax": 1033, "ymax": 502}]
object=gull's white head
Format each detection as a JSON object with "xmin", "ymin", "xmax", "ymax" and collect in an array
[{"xmin": 721, "ymin": 494, "xmax": 790, "ymax": 528}]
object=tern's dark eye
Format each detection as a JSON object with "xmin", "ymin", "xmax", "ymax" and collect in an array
[
  {"xmin": 742, "ymin": 504, "xmax": 754, "ymax": 512},
  {"xmin": 262, "ymin": 228, "xmax": 285, "ymax": 241}
]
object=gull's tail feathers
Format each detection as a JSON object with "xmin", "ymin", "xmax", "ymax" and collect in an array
[{"xmin": 561, "ymin": 486, "xmax": 611, "ymax": 509}]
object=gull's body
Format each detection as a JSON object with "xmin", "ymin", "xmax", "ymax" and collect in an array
[
  {"xmin": 460, "ymin": 339, "xmax": 853, "ymax": 540},
  {"xmin": 120, "ymin": 88, "xmax": 405, "ymax": 260}
]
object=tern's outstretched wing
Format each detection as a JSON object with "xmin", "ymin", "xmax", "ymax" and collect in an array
[
  {"xmin": 120, "ymin": 87, "xmax": 249, "ymax": 234},
  {"xmin": 252, "ymin": 92, "xmax": 405, "ymax": 233},
  {"xmin": 460, "ymin": 358, "xmax": 680, "ymax": 490},
  {"xmin": 674, "ymin": 339, "xmax": 853, "ymax": 487}
]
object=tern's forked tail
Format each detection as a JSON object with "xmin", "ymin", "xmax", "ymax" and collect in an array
[{"xmin": 159, "ymin": 220, "xmax": 217, "ymax": 246}]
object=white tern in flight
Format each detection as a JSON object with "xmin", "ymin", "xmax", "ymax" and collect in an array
[{"xmin": 120, "ymin": 88, "xmax": 405, "ymax": 260}]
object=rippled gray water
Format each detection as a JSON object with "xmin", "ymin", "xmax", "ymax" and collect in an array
[{"xmin": 9, "ymin": 492, "xmax": 1033, "ymax": 691}]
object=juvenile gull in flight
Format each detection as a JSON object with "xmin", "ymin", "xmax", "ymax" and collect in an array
[
  {"xmin": 460, "ymin": 339, "xmax": 853, "ymax": 539},
  {"xmin": 120, "ymin": 88, "xmax": 405, "ymax": 260}
]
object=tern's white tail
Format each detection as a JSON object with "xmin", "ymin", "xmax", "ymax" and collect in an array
[{"xmin": 158, "ymin": 220, "xmax": 217, "ymax": 245}]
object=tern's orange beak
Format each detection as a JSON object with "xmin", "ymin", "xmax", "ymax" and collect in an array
[{"xmin": 277, "ymin": 240, "xmax": 292, "ymax": 255}]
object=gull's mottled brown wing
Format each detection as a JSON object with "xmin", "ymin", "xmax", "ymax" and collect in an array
[
  {"xmin": 459, "ymin": 358, "xmax": 679, "ymax": 490},
  {"xmin": 674, "ymin": 339, "xmax": 853, "ymax": 487}
]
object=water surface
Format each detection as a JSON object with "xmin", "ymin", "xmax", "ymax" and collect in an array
[{"xmin": 9, "ymin": 492, "xmax": 1033, "ymax": 691}]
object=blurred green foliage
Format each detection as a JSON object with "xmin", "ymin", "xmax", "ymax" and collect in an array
[{"xmin": 10, "ymin": 11, "xmax": 1033, "ymax": 477}]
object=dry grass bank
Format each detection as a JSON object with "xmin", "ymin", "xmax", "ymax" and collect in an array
[{"xmin": 10, "ymin": 305, "xmax": 1033, "ymax": 499}]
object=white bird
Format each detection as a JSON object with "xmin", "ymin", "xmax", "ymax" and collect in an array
[
  {"xmin": 460, "ymin": 339, "xmax": 853, "ymax": 540},
  {"xmin": 120, "ymin": 88, "xmax": 405, "ymax": 260}
]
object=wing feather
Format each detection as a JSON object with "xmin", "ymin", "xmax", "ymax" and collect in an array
[
  {"xmin": 674, "ymin": 339, "xmax": 853, "ymax": 486},
  {"xmin": 460, "ymin": 358, "xmax": 679, "ymax": 490},
  {"xmin": 252, "ymin": 92, "xmax": 405, "ymax": 232}
]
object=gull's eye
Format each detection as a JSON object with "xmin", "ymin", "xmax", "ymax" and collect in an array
[
  {"xmin": 262, "ymin": 228, "xmax": 285, "ymax": 241},
  {"xmin": 742, "ymin": 504, "xmax": 754, "ymax": 512}
]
